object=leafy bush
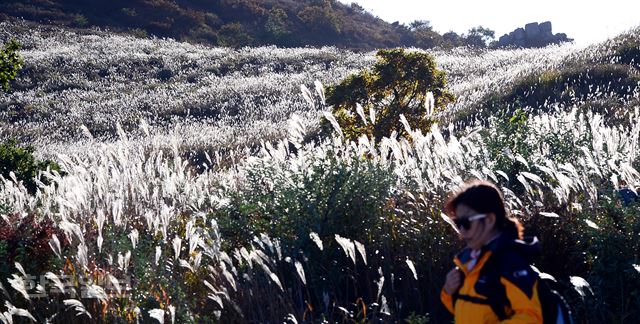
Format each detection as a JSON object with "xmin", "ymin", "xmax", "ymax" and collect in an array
[
  {"xmin": 325, "ymin": 48, "xmax": 455, "ymax": 141},
  {"xmin": 578, "ymin": 193, "xmax": 640, "ymax": 322},
  {"xmin": 0, "ymin": 38, "xmax": 23, "ymax": 92},
  {"xmin": 85, "ymin": 212, "xmax": 227, "ymax": 322},
  {"xmin": 525, "ymin": 191, "xmax": 640, "ymax": 323},
  {"xmin": 264, "ymin": 7, "xmax": 291, "ymax": 44},
  {"xmin": 0, "ymin": 140, "xmax": 62, "ymax": 194},
  {"xmin": 128, "ymin": 27, "xmax": 148, "ymax": 38},
  {"xmin": 464, "ymin": 26, "xmax": 495, "ymax": 47},
  {"xmin": 215, "ymin": 149, "xmax": 395, "ymax": 250},
  {"xmin": 72, "ymin": 14, "xmax": 89, "ymax": 27},
  {"xmin": 482, "ymin": 108, "xmax": 533, "ymax": 186},
  {"xmin": 409, "ymin": 21, "xmax": 443, "ymax": 49},
  {"xmin": 219, "ymin": 23, "xmax": 253, "ymax": 47},
  {"xmin": 212, "ymin": 146, "xmax": 459, "ymax": 322},
  {"xmin": 297, "ymin": 4, "xmax": 341, "ymax": 36},
  {"xmin": 0, "ymin": 213, "xmax": 66, "ymax": 281}
]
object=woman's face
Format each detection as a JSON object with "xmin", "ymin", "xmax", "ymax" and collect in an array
[{"xmin": 455, "ymin": 204, "xmax": 495, "ymax": 250}]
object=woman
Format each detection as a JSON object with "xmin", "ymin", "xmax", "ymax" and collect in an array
[{"xmin": 440, "ymin": 180, "xmax": 543, "ymax": 323}]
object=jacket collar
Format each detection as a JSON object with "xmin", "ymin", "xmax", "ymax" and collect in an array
[{"xmin": 455, "ymin": 233, "xmax": 541, "ymax": 266}]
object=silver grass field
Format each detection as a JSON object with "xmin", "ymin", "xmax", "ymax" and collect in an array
[{"xmin": 1, "ymin": 20, "xmax": 639, "ymax": 323}]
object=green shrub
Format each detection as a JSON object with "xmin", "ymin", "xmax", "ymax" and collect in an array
[
  {"xmin": 72, "ymin": 14, "xmax": 89, "ymax": 27},
  {"xmin": 264, "ymin": 7, "xmax": 291, "ymax": 43},
  {"xmin": 120, "ymin": 7, "xmax": 137, "ymax": 17},
  {"xmin": 481, "ymin": 108, "xmax": 534, "ymax": 194},
  {"xmin": 219, "ymin": 23, "xmax": 253, "ymax": 48},
  {"xmin": 325, "ymin": 48, "xmax": 455, "ymax": 141},
  {"xmin": 578, "ymin": 193, "xmax": 640, "ymax": 322},
  {"xmin": 210, "ymin": 145, "xmax": 462, "ymax": 321},
  {"xmin": 525, "ymin": 191, "xmax": 640, "ymax": 323},
  {"xmin": 0, "ymin": 139, "xmax": 63, "ymax": 194},
  {"xmin": 297, "ymin": 5, "xmax": 341, "ymax": 35},
  {"xmin": 88, "ymin": 213, "xmax": 223, "ymax": 322},
  {"xmin": 129, "ymin": 28, "xmax": 148, "ymax": 39},
  {"xmin": 214, "ymin": 152, "xmax": 395, "ymax": 250},
  {"xmin": 212, "ymin": 152, "xmax": 398, "ymax": 319},
  {"xmin": 0, "ymin": 38, "xmax": 23, "ymax": 92}
]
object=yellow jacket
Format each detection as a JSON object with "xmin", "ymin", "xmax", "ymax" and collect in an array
[{"xmin": 441, "ymin": 235, "xmax": 543, "ymax": 324}]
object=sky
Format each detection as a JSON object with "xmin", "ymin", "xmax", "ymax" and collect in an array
[{"xmin": 337, "ymin": 0, "xmax": 640, "ymax": 45}]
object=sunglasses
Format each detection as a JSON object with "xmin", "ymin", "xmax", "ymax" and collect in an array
[{"xmin": 453, "ymin": 213, "xmax": 487, "ymax": 231}]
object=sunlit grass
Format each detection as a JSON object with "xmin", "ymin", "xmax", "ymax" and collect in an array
[{"xmin": 0, "ymin": 20, "xmax": 639, "ymax": 323}]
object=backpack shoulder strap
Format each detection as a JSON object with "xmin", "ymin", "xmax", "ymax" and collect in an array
[
  {"xmin": 478, "ymin": 251, "xmax": 510, "ymax": 320},
  {"xmin": 481, "ymin": 248, "xmax": 542, "ymax": 321}
]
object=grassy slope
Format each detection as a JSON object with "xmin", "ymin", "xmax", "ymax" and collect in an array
[
  {"xmin": 3, "ymin": 22, "xmax": 638, "ymax": 156},
  {"xmin": 448, "ymin": 28, "xmax": 640, "ymax": 126},
  {"xmin": 0, "ymin": 20, "xmax": 374, "ymax": 149}
]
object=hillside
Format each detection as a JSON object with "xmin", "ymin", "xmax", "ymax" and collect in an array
[
  {"xmin": 0, "ymin": 0, "xmax": 522, "ymax": 50},
  {"xmin": 0, "ymin": 20, "xmax": 585, "ymax": 154},
  {"xmin": 0, "ymin": 0, "xmax": 421, "ymax": 49},
  {"xmin": 1, "ymin": 20, "xmax": 637, "ymax": 154}
]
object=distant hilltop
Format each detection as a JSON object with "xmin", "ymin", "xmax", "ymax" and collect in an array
[
  {"xmin": 496, "ymin": 21, "xmax": 572, "ymax": 48},
  {"xmin": 0, "ymin": 0, "xmax": 504, "ymax": 50}
]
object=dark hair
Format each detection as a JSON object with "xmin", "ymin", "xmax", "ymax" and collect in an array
[{"xmin": 444, "ymin": 179, "xmax": 523, "ymax": 239}]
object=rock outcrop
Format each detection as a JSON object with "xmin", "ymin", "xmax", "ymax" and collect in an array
[{"xmin": 496, "ymin": 21, "xmax": 572, "ymax": 48}]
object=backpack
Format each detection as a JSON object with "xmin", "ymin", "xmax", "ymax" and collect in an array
[
  {"xmin": 535, "ymin": 275, "xmax": 574, "ymax": 324},
  {"xmin": 479, "ymin": 252, "xmax": 574, "ymax": 324}
]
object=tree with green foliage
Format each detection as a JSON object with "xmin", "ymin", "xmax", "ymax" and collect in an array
[
  {"xmin": 349, "ymin": 2, "xmax": 365, "ymax": 13},
  {"xmin": 464, "ymin": 26, "xmax": 495, "ymax": 47},
  {"xmin": 442, "ymin": 31, "xmax": 465, "ymax": 48},
  {"xmin": 0, "ymin": 38, "xmax": 23, "ymax": 92},
  {"xmin": 325, "ymin": 48, "xmax": 455, "ymax": 141},
  {"xmin": 72, "ymin": 14, "xmax": 89, "ymax": 27},
  {"xmin": 264, "ymin": 7, "xmax": 290, "ymax": 44},
  {"xmin": 410, "ymin": 20, "xmax": 443, "ymax": 48},
  {"xmin": 297, "ymin": 4, "xmax": 341, "ymax": 35},
  {"xmin": 219, "ymin": 23, "xmax": 253, "ymax": 47}
]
